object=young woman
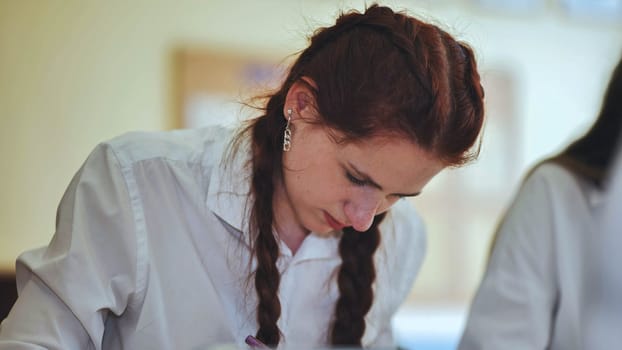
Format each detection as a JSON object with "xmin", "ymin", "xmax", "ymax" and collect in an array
[
  {"xmin": 0, "ymin": 5, "xmax": 484, "ymax": 349},
  {"xmin": 459, "ymin": 57, "xmax": 622, "ymax": 350}
]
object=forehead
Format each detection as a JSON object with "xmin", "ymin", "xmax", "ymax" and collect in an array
[{"xmin": 339, "ymin": 135, "xmax": 444, "ymax": 189}]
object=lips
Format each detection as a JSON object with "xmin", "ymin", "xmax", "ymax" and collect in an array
[{"xmin": 324, "ymin": 211, "xmax": 346, "ymax": 231}]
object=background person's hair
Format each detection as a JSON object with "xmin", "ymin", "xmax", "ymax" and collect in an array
[
  {"xmin": 487, "ymin": 57, "xmax": 622, "ymax": 261},
  {"xmin": 233, "ymin": 4, "xmax": 485, "ymax": 346},
  {"xmin": 550, "ymin": 56, "xmax": 622, "ymax": 187}
]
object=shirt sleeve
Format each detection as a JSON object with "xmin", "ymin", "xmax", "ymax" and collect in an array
[
  {"xmin": 0, "ymin": 143, "xmax": 141, "ymax": 350},
  {"xmin": 458, "ymin": 168, "xmax": 559, "ymax": 350}
]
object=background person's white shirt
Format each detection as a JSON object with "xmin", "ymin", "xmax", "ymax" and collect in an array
[
  {"xmin": 0, "ymin": 126, "xmax": 426, "ymax": 350},
  {"xmin": 458, "ymin": 162, "xmax": 606, "ymax": 350},
  {"xmin": 582, "ymin": 145, "xmax": 622, "ymax": 349}
]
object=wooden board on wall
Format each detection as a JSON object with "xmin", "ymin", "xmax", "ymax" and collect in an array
[{"xmin": 174, "ymin": 48, "xmax": 292, "ymax": 129}]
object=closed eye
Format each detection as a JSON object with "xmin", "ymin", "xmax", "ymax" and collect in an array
[
  {"xmin": 346, "ymin": 171, "xmax": 367, "ymax": 186},
  {"xmin": 344, "ymin": 163, "xmax": 422, "ymax": 197}
]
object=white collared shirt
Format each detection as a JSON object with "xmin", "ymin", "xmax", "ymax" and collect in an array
[
  {"xmin": 0, "ymin": 126, "xmax": 426, "ymax": 350},
  {"xmin": 458, "ymin": 163, "xmax": 607, "ymax": 350}
]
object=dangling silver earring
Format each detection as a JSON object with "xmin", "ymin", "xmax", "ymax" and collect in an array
[{"xmin": 283, "ymin": 108, "xmax": 292, "ymax": 152}]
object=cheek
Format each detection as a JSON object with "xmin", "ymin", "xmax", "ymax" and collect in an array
[
  {"xmin": 314, "ymin": 172, "xmax": 343, "ymax": 200},
  {"xmin": 288, "ymin": 169, "xmax": 338, "ymax": 204},
  {"xmin": 302, "ymin": 171, "xmax": 348, "ymax": 208}
]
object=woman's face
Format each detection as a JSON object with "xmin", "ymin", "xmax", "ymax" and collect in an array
[{"xmin": 279, "ymin": 119, "xmax": 445, "ymax": 235}]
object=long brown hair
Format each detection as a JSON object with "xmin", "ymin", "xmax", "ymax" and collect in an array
[
  {"xmin": 234, "ymin": 4, "xmax": 485, "ymax": 346},
  {"xmin": 549, "ymin": 56, "xmax": 622, "ymax": 187}
]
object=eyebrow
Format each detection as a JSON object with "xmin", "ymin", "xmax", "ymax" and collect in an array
[{"xmin": 346, "ymin": 162, "xmax": 421, "ymax": 197}]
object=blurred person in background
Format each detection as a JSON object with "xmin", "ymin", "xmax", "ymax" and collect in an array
[
  {"xmin": 581, "ymin": 129, "xmax": 622, "ymax": 349},
  {"xmin": 0, "ymin": 4, "xmax": 485, "ymax": 350},
  {"xmin": 458, "ymin": 56, "xmax": 622, "ymax": 350}
]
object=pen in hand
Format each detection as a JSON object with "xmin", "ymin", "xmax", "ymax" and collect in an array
[{"xmin": 245, "ymin": 335, "xmax": 270, "ymax": 349}]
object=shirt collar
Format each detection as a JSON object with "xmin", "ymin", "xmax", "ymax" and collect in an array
[
  {"xmin": 206, "ymin": 138, "xmax": 252, "ymax": 240},
  {"xmin": 588, "ymin": 185, "xmax": 606, "ymax": 209},
  {"xmin": 205, "ymin": 135, "xmax": 340, "ymax": 262}
]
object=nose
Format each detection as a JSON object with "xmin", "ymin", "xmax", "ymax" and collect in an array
[{"xmin": 343, "ymin": 194, "xmax": 382, "ymax": 232}]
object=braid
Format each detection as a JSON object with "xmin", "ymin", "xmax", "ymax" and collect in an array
[
  {"xmin": 457, "ymin": 42, "xmax": 485, "ymax": 161},
  {"xmin": 249, "ymin": 94, "xmax": 288, "ymax": 346},
  {"xmin": 439, "ymin": 37, "xmax": 485, "ymax": 164},
  {"xmin": 331, "ymin": 213, "xmax": 384, "ymax": 346}
]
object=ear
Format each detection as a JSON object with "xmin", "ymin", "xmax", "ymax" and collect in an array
[{"xmin": 283, "ymin": 77, "xmax": 318, "ymax": 121}]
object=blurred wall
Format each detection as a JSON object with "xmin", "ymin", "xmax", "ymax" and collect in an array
[
  {"xmin": 1, "ymin": 0, "xmax": 621, "ymax": 284},
  {"xmin": 0, "ymin": 0, "xmax": 306, "ymax": 269}
]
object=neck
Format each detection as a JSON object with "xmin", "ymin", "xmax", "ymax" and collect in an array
[{"xmin": 272, "ymin": 179, "xmax": 309, "ymax": 254}]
